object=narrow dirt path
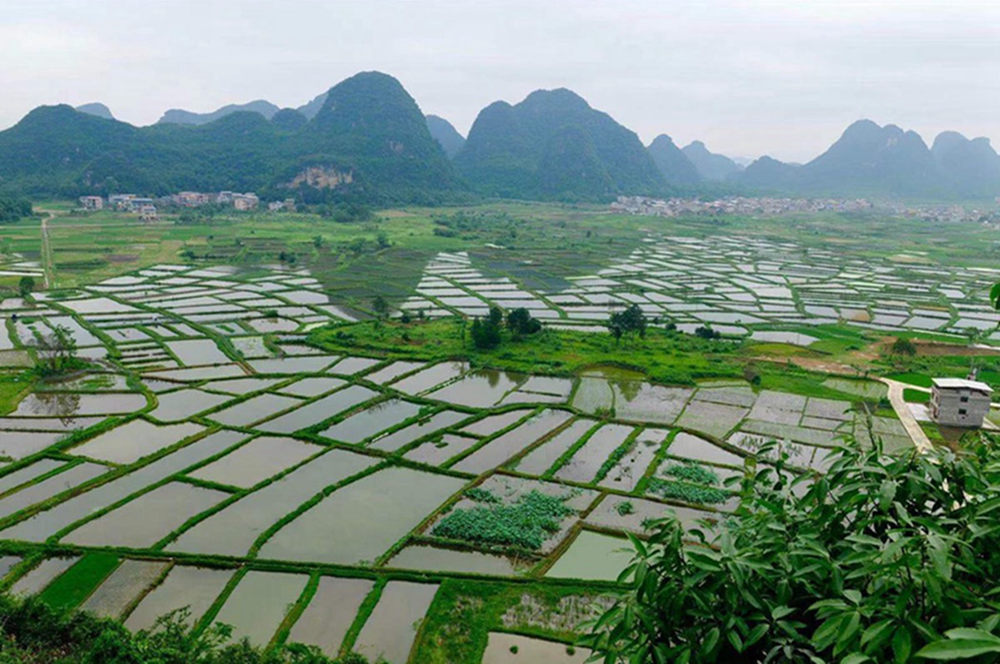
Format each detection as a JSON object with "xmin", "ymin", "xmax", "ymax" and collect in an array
[
  {"xmin": 38, "ymin": 209, "xmax": 55, "ymax": 289},
  {"xmin": 879, "ymin": 378, "xmax": 933, "ymax": 453}
]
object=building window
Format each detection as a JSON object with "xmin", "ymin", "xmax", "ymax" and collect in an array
[
  {"xmin": 959, "ymin": 408, "xmax": 968, "ymax": 415},
  {"xmin": 960, "ymin": 396, "xmax": 969, "ymax": 403}
]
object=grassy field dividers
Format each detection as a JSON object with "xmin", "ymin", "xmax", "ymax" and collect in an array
[
  {"xmin": 245, "ymin": 461, "xmax": 388, "ymax": 559},
  {"xmin": 269, "ymin": 570, "xmax": 319, "ymax": 651},
  {"xmin": 440, "ymin": 407, "xmax": 542, "ymax": 470},
  {"xmin": 338, "ymin": 577, "xmax": 385, "ymax": 657},
  {"xmin": 541, "ymin": 420, "xmax": 603, "ymax": 479},
  {"xmin": 591, "ymin": 427, "xmax": 643, "ymax": 485}
]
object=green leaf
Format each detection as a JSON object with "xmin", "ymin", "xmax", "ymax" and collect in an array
[
  {"xmin": 916, "ymin": 638, "xmax": 1000, "ymax": 660},
  {"xmin": 892, "ymin": 627, "xmax": 912, "ymax": 664},
  {"xmin": 841, "ymin": 654, "xmax": 872, "ymax": 664},
  {"xmin": 990, "ymin": 282, "xmax": 1000, "ymax": 310},
  {"xmin": 861, "ymin": 619, "xmax": 895, "ymax": 649}
]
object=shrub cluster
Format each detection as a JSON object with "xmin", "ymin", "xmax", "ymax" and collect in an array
[{"xmin": 432, "ymin": 489, "xmax": 574, "ymax": 550}]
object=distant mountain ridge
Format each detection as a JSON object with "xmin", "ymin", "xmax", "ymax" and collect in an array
[
  {"xmin": 75, "ymin": 103, "xmax": 114, "ymax": 120},
  {"xmin": 3, "ymin": 76, "xmax": 1000, "ymax": 202},
  {"xmin": 426, "ymin": 115, "xmax": 465, "ymax": 158},
  {"xmin": 647, "ymin": 135, "xmax": 701, "ymax": 185},
  {"xmin": 0, "ymin": 71, "xmax": 463, "ymax": 203},
  {"xmin": 455, "ymin": 88, "xmax": 665, "ymax": 200},
  {"xmin": 682, "ymin": 141, "xmax": 744, "ymax": 181},
  {"xmin": 737, "ymin": 119, "xmax": 1000, "ymax": 199}
]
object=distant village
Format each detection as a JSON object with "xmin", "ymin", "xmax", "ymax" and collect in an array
[
  {"xmin": 612, "ymin": 195, "xmax": 1000, "ymax": 224},
  {"xmin": 78, "ymin": 191, "xmax": 296, "ymax": 220}
]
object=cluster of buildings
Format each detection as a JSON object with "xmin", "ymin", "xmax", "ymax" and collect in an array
[
  {"xmin": 613, "ymin": 196, "xmax": 1000, "ymax": 225},
  {"xmin": 79, "ymin": 190, "xmax": 298, "ymax": 218},
  {"xmin": 611, "ymin": 196, "xmax": 875, "ymax": 218}
]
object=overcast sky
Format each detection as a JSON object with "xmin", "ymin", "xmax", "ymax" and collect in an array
[{"xmin": 2, "ymin": 0, "xmax": 998, "ymax": 162}]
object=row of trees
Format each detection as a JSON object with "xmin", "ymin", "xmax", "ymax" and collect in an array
[{"xmin": 470, "ymin": 306, "xmax": 543, "ymax": 349}]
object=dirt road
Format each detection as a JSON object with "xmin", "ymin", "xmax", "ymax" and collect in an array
[{"xmin": 879, "ymin": 378, "xmax": 933, "ymax": 453}]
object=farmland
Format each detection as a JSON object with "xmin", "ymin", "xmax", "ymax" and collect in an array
[{"xmin": 0, "ymin": 201, "xmax": 998, "ymax": 662}]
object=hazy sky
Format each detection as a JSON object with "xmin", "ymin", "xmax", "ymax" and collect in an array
[{"xmin": 3, "ymin": 0, "xmax": 998, "ymax": 162}]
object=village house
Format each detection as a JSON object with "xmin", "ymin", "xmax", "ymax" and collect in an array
[
  {"xmin": 930, "ymin": 377, "xmax": 993, "ymax": 428},
  {"xmin": 233, "ymin": 193, "xmax": 259, "ymax": 211},
  {"xmin": 79, "ymin": 195, "xmax": 103, "ymax": 210}
]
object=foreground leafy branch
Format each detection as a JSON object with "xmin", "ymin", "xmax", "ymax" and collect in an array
[{"xmin": 583, "ymin": 437, "xmax": 1000, "ymax": 663}]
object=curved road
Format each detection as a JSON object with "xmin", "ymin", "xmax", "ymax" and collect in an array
[{"xmin": 879, "ymin": 378, "xmax": 933, "ymax": 453}]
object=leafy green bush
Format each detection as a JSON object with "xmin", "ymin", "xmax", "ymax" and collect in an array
[
  {"xmin": 0, "ymin": 594, "xmax": 368, "ymax": 663},
  {"xmin": 583, "ymin": 437, "xmax": 1000, "ymax": 663},
  {"xmin": 432, "ymin": 489, "xmax": 574, "ymax": 550}
]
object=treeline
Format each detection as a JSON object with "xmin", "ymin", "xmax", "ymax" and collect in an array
[
  {"xmin": 0, "ymin": 196, "xmax": 32, "ymax": 223},
  {"xmin": 0, "ymin": 593, "xmax": 369, "ymax": 664}
]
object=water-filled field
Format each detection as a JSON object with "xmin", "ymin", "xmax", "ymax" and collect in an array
[{"xmin": 0, "ymin": 258, "xmax": 922, "ymax": 662}]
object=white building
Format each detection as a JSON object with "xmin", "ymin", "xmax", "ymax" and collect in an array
[
  {"xmin": 930, "ymin": 378, "xmax": 993, "ymax": 428},
  {"xmin": 79, "ymin": 195, "xmax": 103, "ymax": 210}
]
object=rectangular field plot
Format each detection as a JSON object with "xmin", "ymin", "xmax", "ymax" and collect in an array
[
  {"xmin": 665, "ymin": 432, "xmax": 747, "ymax": 467},
  {"xmin": 0, "ymin": 431, "xmax": 69, "ymax": 459},
  {"xmin": 353, "ymin": 581, "xmax": 438, "ymax": 664},
  {"xmin": 165, "ymin": 339, "xmax": 230, "ymax": 366},
  {"xmin": 167, "ymin": 449, "xmax": 378, "ymax": 557},
  {"xmin": 0, "ymin": 462, "xmax": 107, "ymax": 520},
  {"xmin": 426, "ymin": 370, "xmax": 524, "ymax": 407},
  {"xmin": 404, "ymin": 433, "xmax": 480, "ymax": 466},
  {"xmin": 63, "ymin": 482, "xmax": 229, "ymax": 549},
  {"xmin": 125, "ymin": 566, "xmax": 234, "ymax": 631},
  {"xmin": 482, "ymin": 633, "xmax": 590, "ymax": 664},
  {"xmin": 385, "ymin": 544, "xmax": 517, "ymax": 576},
  {"xmin": 206, "ymin": 393, "xmax": 301, "ymax": 428},
  {"xmin": 258, "ymin": 467, "xmax": 466, "ymax": 565},
  {"xmin": 545, "ymin": 530, "xmax": 633, "ymax": 582},
  {"xmin": 11, "ymin": 392, "xmax": 147, "ymax": 418},
  {"xmin": 213, "ymin": 571, "xmax": 308, "ymax": 646},
  {"xmin": 8, "ymin": 557, "xmax": 79, "ymax": 597},
  {"xmin": 599, "ymin": 428, "xmax": 665, "ymax": 491},
  {"xmin": 277, "ymin": 377, "xmax": 346, "ymax": 397},
  {"xmin": 319, "ymin": 399, "xmax": 424, "ymax": 444},
  {"xmin": 148, "ymin": 389, "xmax": 232, "ymax": 422},
  {"xmin": 286, "ymin": 576, "xmax": 374, "ymax": 656},
  {"xmin": 0, "ymin": 458, "xmax": 64, "ymax": 494},
  {"xmin": 676, "ymin": 400, "xmax": 750, "ymax": 438},
  {"xmin": 369, "ymin": 410, "xmax": 471, "ymax": 452},
  {"xmin": 188, "ymin": 436, "xmax": 322, "ymax": 488},
  {"xmin": 79, "ymin": 559, "xmax": 169, "ymax": 619},
  {"xmin": 1, "ymin": 430, "xmax": 245, "ymax": 543},
  {"xmin": 585, "ymin": 496, "xmax": 716, "ymax": 534},
  {"xmin": 612, "ymin": 383, "xmax": 693, "ymax": 424},
  {"xmin": 451, "ymin": 410, "xmax": 573, "ymax": 474},
  {"xmin": 459, "ymin": 409, "xmax": 533, "ymax": 437},
  {"xmin": 69, "ymin": 420, "xmax": 205, "ymax": 464},
  {"xmin": 554, "ymin": 423, "xmax": 635, "ymax": 484},
  {"xmin": 513, "ymin": 419, "xmax": 596, "ymax": 476},
  {"xmin": 390, "ymin": 361, "xmax": 469, "ymax": 394},
  {"xmin": 255, "ymin": 385, "xmax": 378, "ymax": 434}
]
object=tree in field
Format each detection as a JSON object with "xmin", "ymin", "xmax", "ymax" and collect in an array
[
  {"xmin": 507, "ymin": 307, "xmax": 542, "ymax": 337},
  {"xmin": 34, "ymin": 325, "xmax": 79, "ymax": 376},
  {"xmin": 371, "ymin": 295, "xmax": 389, "ymax": 320},
  {"xmin": 608, "ymin": 304, "xmax": 647, "ymax": 342},
  {"xmin": 890, "ymin": 336, "xmax": 917, "ymax": 357},
  {"xmin": 18, "ymin": 276, "xmax": 34, "ymax": 298},
  {"xmin": 470, "ymin": 314, "xmax": 501, "ymax": 350},
  {"xmin": 582, "ymin": 438, "xmax": 1000, "ymax": 663}
]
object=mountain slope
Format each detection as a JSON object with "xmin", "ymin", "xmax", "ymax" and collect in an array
[
  {"xmin": 682, "ymin": 141, "xmax": 743, "ymax": 181},
  {"xmin": 0, "ymin": 72, "xmax": 464, "ymax": 202},
  {"xmin": 931, "ymin": 131, "xmax": 1000, "ymax": 198},
  {"xmin": 455, "ymin": 88, "xmax": 664, "ymax": 200},
  {"xmin": 75, "ymin": 103, "xmax": 114, "ymax": 120},
  {"xmin": 292, "ymin": 71, "xmax": 463, "ymax": 201},
  {"xmin": 426, "ymin": 115, "xmax": 465, "ymax": 158},
  {"xmin": 647, "ymin": 135, "xmax": 701, "ymax": 185},
  {"xmin": 158, "ymin": 100, "xmax": 281, "ymax": 125}
]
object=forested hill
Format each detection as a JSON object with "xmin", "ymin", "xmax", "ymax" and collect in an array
[
  {"xmin": 0, "ymin": 72, "xmax": 464, "ymax": 205},
  {"xmin": 454, "ymin": 88, "xmax": 666, "ymax": 201}
]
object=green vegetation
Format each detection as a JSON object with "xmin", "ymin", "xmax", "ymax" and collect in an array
[
  {"xmin": 646, "ymin": 462, "xmax": 730, "ymax": 505},
  {"xmin": 584, "ymin": 437, "xmax": 1000, "ymax": 663},
  {"xmin": 0, "ymin": 72, "xmax": 463, "ymax": 204},
  {"xmin": 607, "ymin": 304, "xmax": 647, "ymax": 342},
  {"xmin": 432, "ymin": 489, "xmax": 575, "ymax": 550},
  {"xmin": 0, "ymin": 594, "xmax": 367, "ymax": 663},
  {"xmin": 454, "ymin": 88, "xmax": 665, "ymax": 201},
  {"xmin": 38, "ymin": 553, "xmax": 120, "ymax": 612},
  {"xmin": 0, "ymin": 196, "xmax": 32, "ymax": 223}
]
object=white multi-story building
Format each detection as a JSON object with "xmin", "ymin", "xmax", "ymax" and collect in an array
[{"xmin": 930, "ymin": 378, "xmax": 993, "ymax": 428}]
